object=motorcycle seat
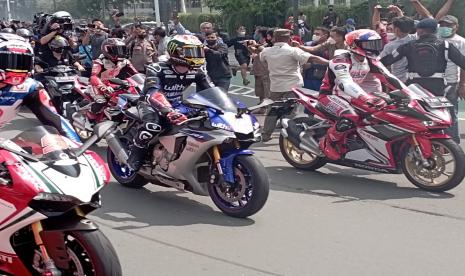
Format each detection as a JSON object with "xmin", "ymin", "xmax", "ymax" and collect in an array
[
  {"xmin": 296, "ymin": 88, "xmax": 319, "ymax": 98},
  {"xmin": 78, "ymin": 77, "xmax": 90, "ymax": 85}
]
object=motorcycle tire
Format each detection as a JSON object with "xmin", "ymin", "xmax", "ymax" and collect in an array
[
  {"xmin": 279, "ymin": 117, "xmax": 327, "ymax": 171},
  {"xmin": 107, "ymin": 136, "xmax": 149, "ymax": 188},
  {"xmin": 208, "ymin": 155, "xmax": 269, "ymax": 218},
  {"xmin": 402, "ymin": 138, "xmax": 465, "ymax": 192},
  {"xmin": 63, "ymin": 229, "xmax": 122, "ymax": 276}
]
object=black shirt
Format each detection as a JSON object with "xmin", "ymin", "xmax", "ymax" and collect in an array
[
  {"xmin": 39, "ymin": 48, "xmax": 76, "ymax": 68},
  {"xmin": 227, "ymin": 36, "xmax": 252, "ymax": 57},
  {"xmin": 205, "ymin": 43, "xmax": 232, "ymax": 80}
]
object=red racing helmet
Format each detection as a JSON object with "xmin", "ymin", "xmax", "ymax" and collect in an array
[{"xmin": 345, "ymin": 29, "xmax": 383, "ymax": 57}]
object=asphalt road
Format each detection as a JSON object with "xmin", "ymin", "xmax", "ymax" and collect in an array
[{"xmin": 3, "ymin": 85, "xmax": 465, "ymax": 275}]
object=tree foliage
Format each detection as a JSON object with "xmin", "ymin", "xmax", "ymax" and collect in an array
[{"xmin": 205, "ymin": 0, "xmax": 290, "ymax": 31}]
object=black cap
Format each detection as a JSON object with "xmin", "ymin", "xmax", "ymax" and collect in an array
[{"xmin": 416, "ymin": 18, "xmax": 438, "ymax": 32}]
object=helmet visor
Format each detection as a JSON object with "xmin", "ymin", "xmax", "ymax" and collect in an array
[
  {"xmin": 355, "ymin": 39, "xmax": 383, "ymax": 53},
  {"xmin": 183, "ymin": 46, "xmax": 205, "ymax": 58},
  {"xmin": 0, "ymin": 51, "xmax": 33, "ymax": 72},
  {"xmin": 107, "ymin": 45, "xmax": 128, "ymax": 58}
]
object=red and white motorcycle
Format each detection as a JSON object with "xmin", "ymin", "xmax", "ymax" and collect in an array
[
  {"xmin": 277, "ymin": 84, "xmax": 465, "ymax": 192},
  {"xmin": 0, "ymin": 124, "xmax": 122, "ymax": 275}
]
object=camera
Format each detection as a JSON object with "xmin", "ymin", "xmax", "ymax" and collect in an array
[
  {"xmin": 88, "ymin": 23, "xmax": 96, "ymax": 29},
  {"xmin": 62, "ymin": 23, "xmax": 73, "ymax": 31}
]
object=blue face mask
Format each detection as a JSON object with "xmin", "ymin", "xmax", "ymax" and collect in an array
[{"xmin": 438, "ymin": 26, "xmax": 453, "ymax": 38}]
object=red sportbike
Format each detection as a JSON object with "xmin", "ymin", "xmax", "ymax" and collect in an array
[
  {"xmin": 70, "ymin": 73, "xmax": 145, "ymax": 140},
  {"xmin": 277, "ymin": 84, "xmax": 465, "ymax": 192},
  {"xmin": 0, "ymin": 123, "xmax": 122, "ymax": 275}
]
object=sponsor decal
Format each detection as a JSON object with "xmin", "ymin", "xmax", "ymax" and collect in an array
[
  {"xmin": 0, "ymin": 254, "xmax": 13, "ymax": 264},
  {"xmin": 163, "ymin": 70, "xmax": 174, "ymax": 74},
  {"xmin": 211, "ymin": 121, "xmax": 232, "ymax": 131},
  {"xmin": 186, "ymin": 74, "xmax": 195, "ymax": 79},
  {"xmin": 334, "ymin": 64, "xmax": 347, "ymax": 70},
  {"xmin": 41, "ymin": 134, "xmax": 68, "ymax": 155},
  {"xmin": 165, "ymin": 75, "xmax": 177, "ymax": 79},
  {"xmin": 163, "ymin": 84, "xmax": 185, "ymax": 91}
]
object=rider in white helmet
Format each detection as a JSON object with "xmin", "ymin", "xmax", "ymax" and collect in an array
[{"xmin": 0, "ymin": 33, "xmax": 79, "ymax": 141}]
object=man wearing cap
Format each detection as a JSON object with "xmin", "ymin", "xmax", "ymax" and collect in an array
[
  {"xmin": 382, "ymin": 18, "xmax": 465, "ymax": 144},
  {"xmin": 437, "ymin": 15, "xmax": 465, "ymax": 143},
  {"xmin": 254, "ymin": 29, "xmax": 329, "ymax": 142},
  {"xmin": 382, "ymin": 18, "xmax": 465, "ymax": 94}
]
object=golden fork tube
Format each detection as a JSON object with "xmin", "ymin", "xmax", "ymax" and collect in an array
[
  {"xmin": 32, "ymin": 222, "xmax": 51, "ymax": 262},
  {"xmin": 411, "ymin": 134, "xmax": 419, "ymax": 146},
  {"xmin": 212, "ymin": 146, "xmax": 224, "ymax": 174}
]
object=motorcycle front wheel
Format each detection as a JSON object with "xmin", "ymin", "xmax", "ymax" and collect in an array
[
  {"xmin": 402, "ymin": 138, "xmax": 465, "ymax": 192},
  {"xmin": 208, "ymin": 155, "xmax": 269, "ymax": 218},
  {"xmin": 34, "ymin": 230, "xmax": 122, "ymax": 276}
]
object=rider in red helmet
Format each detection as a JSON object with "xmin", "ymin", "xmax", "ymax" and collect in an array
[
  {"xmin": 89, "ymin": 38, "xmax": 139, "ymax": 115},
  {"xmin": 318, "ymin": 29, "xmax": 404, "ymax": 160}
]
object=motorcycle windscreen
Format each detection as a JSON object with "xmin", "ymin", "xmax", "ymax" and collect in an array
[
  {"xmin": 187, "ymin": 87, "xmax": 238, "ymax": 112},
  {"xmin": 11, "ymin": 126, "xmax": 80, "ymax": 177}
]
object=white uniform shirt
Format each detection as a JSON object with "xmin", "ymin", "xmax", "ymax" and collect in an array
[
  {"xmin": 442, "ymin": 34, "xmax": 465, "ymax": 84},
  {"xmin": 260, "ymin": 42, "xmax": 311, "ymax": 92}
]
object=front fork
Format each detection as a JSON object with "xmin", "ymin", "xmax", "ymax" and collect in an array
[
  {"xmin": 411, "ymin": 134, "xmax": 433, "ymax": 167},
  {"xmin": 32, "ymin": 222, "xmax": 62, "ymax": 276},
  {"xmin": 31, "ymin": 207, "xmax": 86, "ymax": 276}
]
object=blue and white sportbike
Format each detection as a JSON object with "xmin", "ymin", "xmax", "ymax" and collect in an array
[{"xmin": 106, "ymin": 87, "xmax": 270, "ymax": 218}]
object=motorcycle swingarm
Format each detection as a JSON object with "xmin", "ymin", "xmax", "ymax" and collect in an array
[{"xmin": 40, "ymin": 216, "xmax": 98, "ymax": 270}]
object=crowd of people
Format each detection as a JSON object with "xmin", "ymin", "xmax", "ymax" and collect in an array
[{"xmin": 0, "ymin": 0, "xmax": 464, "ymax": 151}]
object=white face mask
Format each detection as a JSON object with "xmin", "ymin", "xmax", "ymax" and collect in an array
[
  {"xmin": 387, "ymin": 32, "xmax": 396, "ymax": 41},
  {"xmin": 327, "ymin": 37, "xmax": 336, "ymax": 45},
  {"xmin": 312, "ymin": 35, "xmax": 321, "ymax": 42}
]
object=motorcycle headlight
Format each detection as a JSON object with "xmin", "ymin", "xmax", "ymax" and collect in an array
[{"xmin": 29, "ymin": 192, "xmax": 82, "ymax": 215}]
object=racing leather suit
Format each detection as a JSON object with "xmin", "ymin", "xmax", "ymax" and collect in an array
[
  {"xmin": 318, "ymin": 50, "xmax": 402, "ymax": 160},
  {"xmin": 89, "ymin": 57, "xmax": 139, "ymax": 114},
  {"xmin": 0, "ymin": 78, "xmax": 80, "ymax": 142},
  {"xmin": 127, "ymin": 61, "xmax": 211, "ymax": 170}
]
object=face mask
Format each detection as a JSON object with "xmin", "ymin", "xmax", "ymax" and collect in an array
[
  {"xmin": 312, "ymin": 35, "xmax": 321, "ymax": 42},
  {"xmin": 52, "ymin": 47, "xmax": 64, "ymax": 54},
  {"xmin": 253, "ymin": 34, "xmax": 261, "ymax": 41},
  {"xmin": 206, "ymin": 40, "xmax": 216, "ymax": 46},
  {"xmin": 327, "ymin": 37, "xmax": 336, "ymax": 45},
  {"xmin": 386, "ymin": 32, "xmax": 397, "ymax": 41},
  {"xmin": 438, "ymin": 26, "xmax": 453, "ymax": 38},
  {"xmin": 239, "ymin": 31, "xmax": 246, "ymax": 36}
]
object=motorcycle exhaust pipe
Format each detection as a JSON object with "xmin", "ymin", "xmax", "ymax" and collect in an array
[
  {"xmin": 283, "ymin": 119, "xmax": 323, "ymax": 156},
  {"xmin": 105, "ymin": 132, "xmax": 130, "ymax": 165},
  {"xmin": 71, "ymin": 113, "xmax": 86, "ymax": 130},
  {"xmin": 299, "ymin": 132, "xmax": 324, "ymax": 157}
]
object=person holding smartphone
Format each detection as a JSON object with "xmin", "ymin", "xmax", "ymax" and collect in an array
[{"xmin": 82, "ymin": 19, "xmax": 109, "ymax": 60}]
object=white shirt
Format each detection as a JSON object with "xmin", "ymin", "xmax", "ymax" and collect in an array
[
  {"xmin": 441, "ymin": 34, "xmax": 465, "ymax": 84},
  {"xmin": 380, "ymin": 34, "xmax": 416, "ymax": 82},
  {"xmin": 260, "ymin": 42, "xmax": 311, "ymax": 92}
]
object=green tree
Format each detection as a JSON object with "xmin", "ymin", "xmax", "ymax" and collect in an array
[{"xmin": 205, "ymin": 0, "xmax": 290, "ymax": 33}]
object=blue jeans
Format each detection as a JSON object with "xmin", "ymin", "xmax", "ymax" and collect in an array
[{"xmin": 212, "ymin": 77, "xmax": 231, "ymax": 92}]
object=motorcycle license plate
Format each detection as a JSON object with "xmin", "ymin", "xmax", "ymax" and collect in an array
[
  {"xmin": 55, "ymin": 76, "xmax": 75, "ymax": 83},
  {"xmin": 422, "ymin": 97, "xmax": 453, "ymax": 108}
]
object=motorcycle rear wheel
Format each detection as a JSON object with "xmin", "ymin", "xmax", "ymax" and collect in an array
[
  {"xmin": 208, "ymin": 155, "xmax": 269, "ymax": 218},
  {"xmin": 107, "ymin": 136, "xmax": 149, "ymax": 188},
  {"xmin": 279, "ymin": 117, "xmax": 326, "ymax": 171},
  {"xmin": 402, "ymin": 139, "xmax": 465, "ymax": 192}
]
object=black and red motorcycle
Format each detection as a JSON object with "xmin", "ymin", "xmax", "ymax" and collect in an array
[{"xmin": 275, "ymin": 84, "xmax": 465, "ymax": 192}]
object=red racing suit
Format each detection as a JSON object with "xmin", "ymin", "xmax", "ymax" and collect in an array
[
  {"xmin": 89, "ymin": 57, "xmax": 139, "ymax": 101},
  {"xmin": 318, "ymin": 50, "xmax": 403, "ymax": 160}
]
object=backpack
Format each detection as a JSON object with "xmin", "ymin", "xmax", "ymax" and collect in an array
[{"xmin": 410, "ymin": 40, "xmax": 449, "ymax": 77}]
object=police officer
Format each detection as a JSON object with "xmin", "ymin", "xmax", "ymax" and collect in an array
[{"xmin": 381, "ymin": 18, "xmax": 465, "ymax": 97}]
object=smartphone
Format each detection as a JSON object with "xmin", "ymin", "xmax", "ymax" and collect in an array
[
  {"xmin": 88, "ymin": 23, "xmax": 95, "ymax": 29},
  {"xmin": 115, "ymin": 12, "xmax": 124, "ymax": 17}
]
